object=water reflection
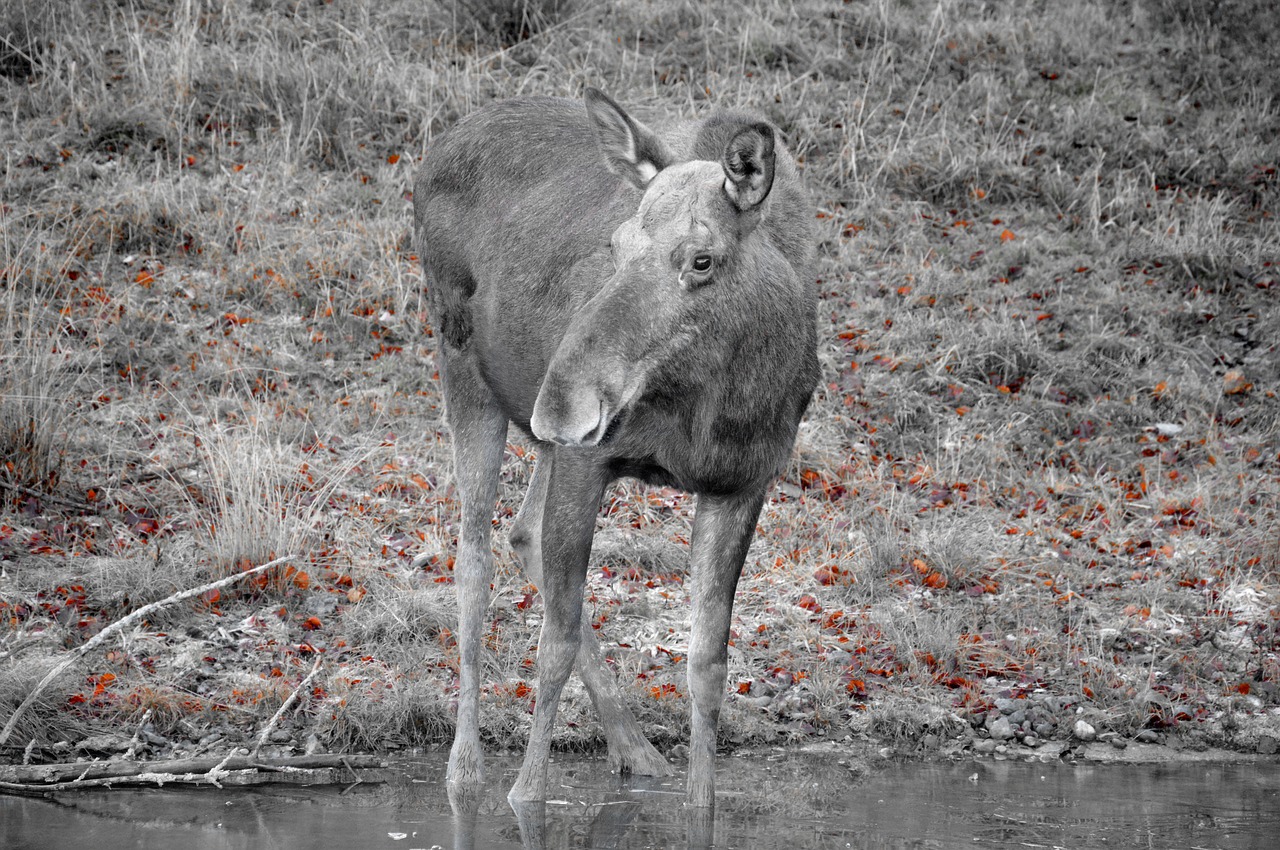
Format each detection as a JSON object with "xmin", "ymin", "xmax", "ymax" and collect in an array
[{"xmin": 1, "ymin": 752, "xmax": 1277, "ymax": 849}]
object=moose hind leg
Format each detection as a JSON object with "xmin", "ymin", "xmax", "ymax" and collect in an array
[
  {"xmin": 442, "ymin": 358, "xmax": 508, "ymax": 789},
  {"xmin": 509, "ymin": 453, "xmax": 671, "ymax": 778},
  {"xmin": 508, "ymin": 450, "xmax": 607, "ymax": 803}
]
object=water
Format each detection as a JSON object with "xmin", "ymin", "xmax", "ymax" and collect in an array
[{"xmin": 2, "ymin": 752, "xmax": 1275, "ymax": 849}]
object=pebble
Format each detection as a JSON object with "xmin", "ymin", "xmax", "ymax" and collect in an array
[
  {"xmin": 269, "ymin": 729, "xmax": 292, "ymax": 744},
  {"xmin": 987, "ymin": 717, "xmax": 1016, "ymax": 741},
  {"xmin": 1073, "ymin": 720, "xmax": 1096, "ymax": 742},
  {"xmin": 1135, "ymin": 729, "xmax": 1160, "ymax": 744},
  {"xmin": 973, "ymin": 739, "xmax": 998, "ymax": 754},
  {"xmin": 75, "ymin": 734, "xmax": 131, "ymax": 754},
  {"xmin": 1258, "ymin": 736, "xmax": 1278, "ymax": 755}
]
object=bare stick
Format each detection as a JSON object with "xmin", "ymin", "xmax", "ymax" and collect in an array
[
  {"xmin": 251, "ymin": 655, "xmax": 323, "ymax": 758},
  {"xmin": 0, "ymin": 754, "xmax": 386, "ymax": 796},
  {"xmin": 0, "ymin": 753, "xmax": 383, "ymax": 785},
  {"xmin": 205, "ymin": 747, "xmax": 239, "ymax": 789},
  {"xmin": 124, "ymin": 708, "xmax": 153, "ymax": 761},
  {"xmin": 0, "ymin": 553, "xmax": 295, "ymax": 749}
]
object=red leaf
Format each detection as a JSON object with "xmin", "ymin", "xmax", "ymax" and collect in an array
[{"xmin": 796, "ymin": 594, "xmax": 822, "ymax": 613}]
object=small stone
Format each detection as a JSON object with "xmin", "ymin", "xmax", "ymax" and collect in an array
[
  {"xmin": 1135, "ymin": 729, "xmax": 1160, "ymax": 744},
  {"xmin": 1023, "ymin": 735, "xmax": 1039, "ymax": 748},
  {"xmin": 1258, "ymin": 736, "xmax": 1279, "ymax": 755},
  {"xmin": 1073, "ymin": 720, "xmax": 1096, "ymax": 742},
  {"xmin": 269, "ymin": 729, "xmax": 292, "ymax": 744},
  {"xmin": 987, "ymin": 717, "xmax": 1016, "ymax": 741},
  {"xmin": 1110, "ymin": 737, "xmax": 1128, "ymax": 749},
  {"xmin": 1034, "ymin": 721, "xmax": 1056, "ymax": 737},
  {"xmin": 75, "ymin": 734, "xmax": 131, "ymax": 754},
  {"xmin": 973, "ymin": 739, "xmax": 997, "ymax": 754}
]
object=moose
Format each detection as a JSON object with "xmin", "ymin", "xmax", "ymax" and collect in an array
[{"xmin": 412, "ymin": 88, "xmax": 818, "ymax": 808}]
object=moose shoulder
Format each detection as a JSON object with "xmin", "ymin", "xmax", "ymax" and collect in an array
[{"xmin": 413, "ymin": 89, "xmax": 818, "ymax": 809}]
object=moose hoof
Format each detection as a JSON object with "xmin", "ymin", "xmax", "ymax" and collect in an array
[
  {"xmin": 686, "ymin": 782, "xmax": 715, "ymax": 810},
  {"xmin": 609, "ymin": 740, "xmax": 674, "ymax": 777},
  {"xmin": 447, "ymin": 738, "xmax": 486, "ymax": 787},
  {"xmin": 507, "ymin": 773, "xmax": 546, "ymax": 805}
]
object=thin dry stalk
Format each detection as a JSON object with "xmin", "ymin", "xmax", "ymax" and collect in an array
[{"xmin": 0, "ymin": 553, "xmax": 294, "ymax": 749}]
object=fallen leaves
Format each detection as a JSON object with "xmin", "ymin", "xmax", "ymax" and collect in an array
[{"xmin": 1222, "ymin": 369, "xmax": 1252, "ymax": 395}]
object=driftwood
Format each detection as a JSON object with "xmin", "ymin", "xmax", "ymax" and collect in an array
[
  {"xmin": 0, "ymin": 553, "xmax": 295, "ymax": 749},
  {"xmin": 0, "ymin": 753, "xmax": 386, "ymax": 796}
]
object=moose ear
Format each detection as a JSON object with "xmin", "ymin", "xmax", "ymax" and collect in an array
[
  {"xmin": 722, "ymin": 123, "xmax": 775, "ymax": 211},
  {"xmin": 585, "ymin": 87, "xmax": 673, "ymax": 189}
]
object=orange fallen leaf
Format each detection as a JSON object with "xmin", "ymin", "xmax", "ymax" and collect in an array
[
  {"xmin": 1223, "ymin": 369, "xmax": 1252, "ymax": 395},
  {"xmin": 999, "ymin": 228, "xmax": 1016, "ymax": 242}
]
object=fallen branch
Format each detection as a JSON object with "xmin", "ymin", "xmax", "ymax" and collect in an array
[
  {"xmin": 0, "ymin": 553, "xmax": 295, "ymax": 749},
  {"xmin": 0, "ymin": 753, "xmax": 384, "ymax": 786}
]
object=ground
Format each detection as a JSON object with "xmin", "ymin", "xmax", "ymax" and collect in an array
[{"xmin": 1, "ymin": 0, "xmax": 1278, "ymax": 771}]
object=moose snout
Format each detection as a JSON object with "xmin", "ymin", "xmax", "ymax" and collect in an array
[{"xmin": 530, "ymin": 375, "xmax": 612, "ymax": 447}]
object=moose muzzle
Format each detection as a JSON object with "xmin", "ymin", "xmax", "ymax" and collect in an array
[{"xmin": 530, "ymin": 371, "xmax": 615, "ymax": 447}]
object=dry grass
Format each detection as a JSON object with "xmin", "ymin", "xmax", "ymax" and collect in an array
[{"xmin": 1, "ymin": 0, "xmax": 1277, "ymax": 761}]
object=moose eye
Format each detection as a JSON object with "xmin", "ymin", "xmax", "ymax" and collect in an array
[{"xmin": 691, "ymin": 254, "xmax": 714, "ymax": 274}]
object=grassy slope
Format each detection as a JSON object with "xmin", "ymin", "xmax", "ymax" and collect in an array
[{"xmin": 1, "ymin": 0, "xmax": 1277, "ymax": 763}]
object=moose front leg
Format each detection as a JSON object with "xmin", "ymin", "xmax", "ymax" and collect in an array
[
  {"xmin": 685, "ymin": 487, "xmax": 767, "ymax": 808},
  {"xmin": 508, "ymin": 451, "xmax": 608, "ymax": 804}
]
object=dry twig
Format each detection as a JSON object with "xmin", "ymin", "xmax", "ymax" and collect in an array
[{"xmin": 252, "ymin": 655, "xmax": 323, "ymax": 758}]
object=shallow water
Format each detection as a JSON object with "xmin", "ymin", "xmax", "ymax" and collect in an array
[{"xmin": 2, "ymin": 751, "xmax": 1275, "ymax": 849}]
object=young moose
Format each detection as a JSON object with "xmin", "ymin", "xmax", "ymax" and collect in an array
[{"xmin": 413, "ymin": 88, "xmax": 818, "ymax": 808}]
